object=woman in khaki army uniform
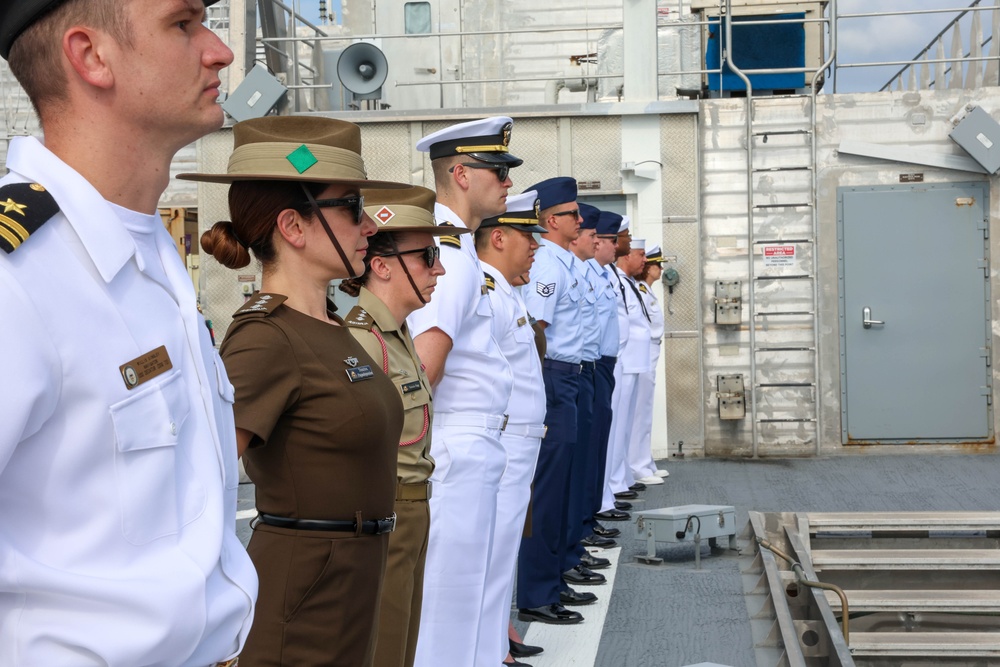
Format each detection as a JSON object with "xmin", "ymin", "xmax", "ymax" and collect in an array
[
  {"xmin": 186, "ymin": 116, "xmax": 411, "ymax": 667},
  {"xmin": 338, "ymin": 186, "xmax": 466, "ymax": 667}
]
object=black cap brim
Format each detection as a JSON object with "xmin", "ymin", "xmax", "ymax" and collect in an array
[{"xmin": 467, "ymin": 152, "xmax": 524, "ymax": 167}]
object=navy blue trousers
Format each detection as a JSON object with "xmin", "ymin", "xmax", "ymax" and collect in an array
[
  {"xmin": 517, "ymin": 366, "xmax": 579, "ymax": 609},
  {"xmin": 581, "ymin": 355, "xmax": 617, "ymax": 538},
  {"xmin": 561, "ymin": 363, "xmax": 596, "ymax": 574}
]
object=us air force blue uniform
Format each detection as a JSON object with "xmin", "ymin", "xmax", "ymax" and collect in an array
[{"xmin": 518, "ymin": 238, "xmax": 584, "ymax": 609}]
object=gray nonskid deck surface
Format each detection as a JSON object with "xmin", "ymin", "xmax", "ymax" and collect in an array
[{"xmin": 237, "ymin": 453, "xmax": 1000, "ymax": 666}]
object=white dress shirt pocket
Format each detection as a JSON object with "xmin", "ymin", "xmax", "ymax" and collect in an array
[{"xmin": 110, "ymin": 370, "xmax": 193, "ymax": 544}]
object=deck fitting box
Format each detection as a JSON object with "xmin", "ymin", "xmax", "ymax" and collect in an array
[{"xmin": 634, "ymin": 504, "xmax": 738, "ymax": 565}]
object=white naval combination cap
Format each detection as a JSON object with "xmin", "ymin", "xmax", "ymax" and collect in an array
[{"xmin": 416, "ymin": 116, "xmax": 524, "ymax": 166}]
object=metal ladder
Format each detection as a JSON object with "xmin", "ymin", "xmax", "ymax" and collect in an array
[{"xmin": 723, "ymin": 0, "xmax": 837, "ymax": 457}]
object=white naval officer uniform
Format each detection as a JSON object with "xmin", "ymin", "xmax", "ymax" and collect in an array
[
  {"xmin": 628, "ymin": 280, "xmax": 666, "ymax": 480},
  {"xmin": 0, "ymin": 137, "xmax": 257, "ymax": 666},
  {"xmin": 601, "ymin": 264, "xmax": 652, "ymax": 509},
  {"xmin": 408, "ymin": 203, "xmax": 514, "ymax": 667},
  {"xmin": 477, "ymin": 260, "xmax": 546, "ymax": 667}
]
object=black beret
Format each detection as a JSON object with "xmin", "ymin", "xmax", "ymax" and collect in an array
[{"xmin": 1, "ymin": 0, "xmax": 221, "ymax": 59}]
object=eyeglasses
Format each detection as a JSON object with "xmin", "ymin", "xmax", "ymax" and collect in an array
[
  {"xmin": 448, "ymin": 162, "xmax": 510, "ymax": 182},
  {"xmin": 551, "ymin": 209, "xmax": 581, "ymax": 220},
  {"xmin": 307, "ymin": 195, "xmax": 365, "ymax": 224},
  {"xmin": 377, "ymin": 245, "xmax": 440, "ymax": 269}
]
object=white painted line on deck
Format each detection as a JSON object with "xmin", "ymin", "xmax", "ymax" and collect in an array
[
  {"xmin": 522, "ymin": 546, "xmax": 622, "ymax": 667},
  {"xmin": 236, "ymin": 509, "xmax": 256, "ymax": 521}
]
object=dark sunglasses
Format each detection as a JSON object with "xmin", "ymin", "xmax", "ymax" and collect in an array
[
  {"xmin": 307, "ymin": 195, "xmax": 365, "ymax": 224},
  {"xmin": 551, "ymin": 209, "xmax": 581, "ymax": 219},
  {"xmin": 378, "ymin": 245, "xmax": 440, "ymax": 269},
  {"xmin": 448, "ymin": 162, "xmax": 510, "ymax": 182}
]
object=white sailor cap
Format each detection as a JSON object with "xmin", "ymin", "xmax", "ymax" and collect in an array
[
  {"xmin": 416, "ymin": 116, "xmax": 524, "ymax": 166},
  {"xmin": 619, "ymin": 215, "xmax": 631, "ymax": 233},
  {"xmin": 480, "ymin": 190, "xmax": 547, "ymax": 232},
  {"xmin": 631, "ymin": 238, "xmax": 646, "ymax": 251}
]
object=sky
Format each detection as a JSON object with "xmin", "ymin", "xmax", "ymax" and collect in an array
[{"xmin": 285, "ymin": 0, "xmax": 984, "ymax": 94}]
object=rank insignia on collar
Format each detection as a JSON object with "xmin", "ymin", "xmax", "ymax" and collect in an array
[{"xmin": 344, "ymin": 356, "xmax": 360, "ymax": 368}]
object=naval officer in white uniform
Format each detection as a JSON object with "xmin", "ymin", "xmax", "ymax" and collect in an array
[
  {"xmin": 409, "ymin": 117, "xmax": 520, "ymax": 667},
  {"xmin": 629, "ymin": 245, "xmax": 671, "ymax": 482},
  {"xmin": 475, "ymin": 191, "xmax": 549, "ymax": 666},
  {"xmin": 0, "ymin": 2, "xmax": 256, "ymax": 665}
]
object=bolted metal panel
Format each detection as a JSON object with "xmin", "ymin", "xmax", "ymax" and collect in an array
[
  {"xmin": 661, "ymin": 114, "xmax": 699, "ymax": 216},
  {"xmin": 664, "ymin": 335, "xmax": 705, "ymax": 456},
  {"xmin": 509, "ymin": 118, "xmax": 562, "ymax": 186},
  {"xmin": 359, "ymin": 122, "xmax": 416, "ymax": 185},
  {"xmin": 569, "ymin": 116, "xmax": 623, "ymax": 192}
]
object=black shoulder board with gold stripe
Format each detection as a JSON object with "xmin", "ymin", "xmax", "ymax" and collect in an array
[
  {"xmin": 0, "ymin": 183, "xmax": 59, "ymax": 254},
  {"xmin": 343, "ymin": 305, "xmax": 375, "ymax": 330},
  {"xmin": 484, "ymin": 272, "xmax": 496, "ymax": 292},
  {"xmin": 440, "ymin": 235, "xmax": 462, "ymax": 249}
]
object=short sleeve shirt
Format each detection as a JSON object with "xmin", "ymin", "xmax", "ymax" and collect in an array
[
  {"xmin": 522, "ymin": 239, "xmax": 585, "ymax": 364},
  {"xmin": 222, "ymin": 294, "xmax": 404, "ymax": 520},
  {"xmin": 588, "ymin": 258, "xmax": 620, "ymax": 358}
]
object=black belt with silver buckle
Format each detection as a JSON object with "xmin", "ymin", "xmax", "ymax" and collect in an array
[{"xmin": 256, "ymin": 512, "xmax": 396, "ymax": 535}]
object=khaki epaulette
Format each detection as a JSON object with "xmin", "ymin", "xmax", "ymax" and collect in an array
[
  {"xmin": 484, "ymin": 272, "xmax": 496, "ymax": 292},
  {"xmin": 639, "ymin": 283, "xmax": 648, "ymax": 294},
  {"xmin": 0, "ymin": 182, "xmax": 59, "ymax": 254},
  {"xmin": 343, "ymin": 305, "xmax": 375, "ymax": 329},
  {"xmin": 233, "ymin": 293, "xmax": 287, "ymax": 317}
]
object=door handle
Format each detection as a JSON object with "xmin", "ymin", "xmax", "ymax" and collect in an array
[{"xmin": 862, "ymin": 306, "xmax": 884, "ymax": 329}]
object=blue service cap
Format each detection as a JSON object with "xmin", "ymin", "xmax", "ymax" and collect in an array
[
  {"xmin": 579, "ymin": 203, "xmax": 600, "ymax": 230},
  {"xmin": 527, "ymin": 177, "xmax": 577, "ymax": 211},
  {"xmin": 596, "ymin": 211, "xmax": 623, "ymax": 236},
  {"xmin": 416, "ymin": 116, "xmax": 523, "ymax": 166}
]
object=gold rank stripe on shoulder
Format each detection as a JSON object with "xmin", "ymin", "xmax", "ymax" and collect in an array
[
  {"xmin": 483, "ymin": 272, "xmax": 496, "ymax": 292},
  {"xmin": 0, "ymin": 182, "xmax": 59, "ymax": 254},
  {"xmin": 343, "ymin": 305, "xmax": 375, "ymax": 329},
  {"xmin": 639, "ymin": 283, "xmax": 649, "ymax": 294},
  {"xmin": 439, "ymin": 235, "xmax": 462, "ymax": 249}
]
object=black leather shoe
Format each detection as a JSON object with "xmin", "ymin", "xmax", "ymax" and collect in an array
[
  {"xmin": 562, "ymin": 565, "xmax": 607, "ymax": 586},
  {"xmin": 560, "ymin": 587, "xmax": 598, "ymax": 605},
  {"xmin": 614, "ymin": 490, "xmax": 638, "ymax": 499},
  {"xmin": 614, "ymin": 500, "xmax": 633, "ymax": 511},
  {"xmin": 594, "ymin": 509, "xmax": 630, "ymax": 521},
  {"xmin": 503, "ymin": 659, "xmax": 532, "ymax": 666},
  {"xmin": 580, "ymin": 552, "xmax": 611, "ymax": 569},
  {"xmin": 629, "ymin": 482, "xmax": 646, "ymax": 491},
  {"xmin": 593, "ymin": 524, "xmax": 620, "ymax": 538},
  {"xmin": 509, "ymin": 639, "xmax": 543, "ymax": 658},
  {"xmin": 517, "ymin": 604, "xmax": 584, "ymax": 624},
  {"xmin": 581, "ymin": 534, "xmax": 617, "ymax": 549}
]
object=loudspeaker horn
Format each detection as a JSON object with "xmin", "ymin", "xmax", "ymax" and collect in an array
[{"xmin": 337, "ymin": 42, "xmax": 388, "ymax": 100}]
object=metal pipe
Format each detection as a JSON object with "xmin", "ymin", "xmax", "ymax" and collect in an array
[
  {"xmin": 260, "ymin": 23, "xmax": 625, "ymax": 43},
  {"xmin": 810, "ymin": 0, "xmax": 836, "ymax": 456},
  {"xmin": 723, "ymin": 0, "xmax": 758, "ymax": 459},
  {"xmin": 757, "ymin": 537, "xmax": 850, "ymax": 644}
]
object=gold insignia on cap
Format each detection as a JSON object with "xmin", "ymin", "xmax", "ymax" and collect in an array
[
  {"xmin": 375, "ymin": 206, "xmax": 395, "ymax": 225},
  {"xmin": 534, "ymin": 198, "xmax": 541, "ymax": 220},
  {"xmin": 2, "ymin": 198, "xmax": 27, "ymax": 216},
  {"xmin": 29, "ymin": 183, "xmax": 45, "ymax": 192},
  {"xmin": 502, "ymin": 122, "xmax": 512, "ymax": 147}
]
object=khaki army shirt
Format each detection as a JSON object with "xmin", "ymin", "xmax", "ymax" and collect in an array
[{"xmin": 345, "ymin": 288, "xmax": 434, "ymax": 484}]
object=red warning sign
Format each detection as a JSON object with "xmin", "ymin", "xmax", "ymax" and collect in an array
[{"xmin": 762, "ymin": 245, "xmax": 795, "ymax": 267}]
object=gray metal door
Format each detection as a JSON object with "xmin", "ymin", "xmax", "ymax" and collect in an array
[{"xmin": 838, "ymin": 183, "xmax": 992, "ymax": 443}]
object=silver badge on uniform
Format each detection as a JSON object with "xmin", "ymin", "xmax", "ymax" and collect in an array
[{"xmin": 344, "ymin": 356, "xmax": 360, "ymax": 368}]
